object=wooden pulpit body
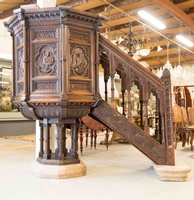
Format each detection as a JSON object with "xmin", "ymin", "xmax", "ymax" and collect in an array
[{"xmin": 4, "ymin": 6, "xmax": 104, "ymax": 165}]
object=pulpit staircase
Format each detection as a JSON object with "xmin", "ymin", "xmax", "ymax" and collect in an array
[{"xmin": 87, "ymin": 35, "xmax": 174, "ymax": 166}]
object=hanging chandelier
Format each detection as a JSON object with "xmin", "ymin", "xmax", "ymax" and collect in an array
[
  {"xmin": 114, "ymin": 23, "xmax": 152, "ymax": 57},
  {"xmin": 156, "ymin": 42, "xmax": 193, "ymax": 85},
  {"xmin": 156, "ymin": 41, "xmax": 173, "ymax": 78},
  {"xmin": 134, "ymin": 26, "xmax": 152, "ymax": 56},
  {"xmin": 173, "ymin": 47, "xmax": 193, "ymax": 83}
]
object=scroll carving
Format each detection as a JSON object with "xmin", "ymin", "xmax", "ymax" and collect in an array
[
  {"xmin": 35, "ymin": 44, "xmax": 57, "ymax": 76},
  {"xmin": 70, "ymin": 46, "xmax": 89, "ymax": 77}
]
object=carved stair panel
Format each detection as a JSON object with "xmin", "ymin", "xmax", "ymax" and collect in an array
[{"xmin": 90, "ymin": 100, "xmax": 167, "ymax": 165}]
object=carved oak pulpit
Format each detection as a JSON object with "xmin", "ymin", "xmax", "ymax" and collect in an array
[{"xmin": 4, "ymin": 6, "xmax": 104, "ymax": 165}]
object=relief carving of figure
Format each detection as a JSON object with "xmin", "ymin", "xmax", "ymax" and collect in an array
[
  {"xmin": 35, "ymin": 44, "xmax": 56, "ymax": 76},
  {"xmin": 42, "ymin": 50, "xmax": 54, "ymax": 73},
  {"xmin": 70, "ymin": 47, "xmax": 89, "ymax": 77}
]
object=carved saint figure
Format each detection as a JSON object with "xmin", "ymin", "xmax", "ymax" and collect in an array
[
  {"xmin": 42, "ymin": 50, "xmax": 54, "ymax": 72},
  {"xmin": 70, "ymin": 47, "xmax": 88, "ymax": 76}
]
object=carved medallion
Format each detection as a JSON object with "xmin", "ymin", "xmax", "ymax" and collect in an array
[
  {"xmin": 70, "ymin": 46, "xmax": 89, "ymax": 77},
  {"xmin": 35, "ymin": 44, "xmax": 57, "ymax": 76}
]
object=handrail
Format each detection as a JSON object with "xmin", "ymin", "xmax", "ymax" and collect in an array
[{"xmin": 99, "ymin": 34, "xmax": 165, "ymax": 90}]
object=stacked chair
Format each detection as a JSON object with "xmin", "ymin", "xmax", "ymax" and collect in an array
[
  {"xmin": 172, "ymin": 104, "xmax": 194, "ymax": 150},
  {"xmin": 186, "ymin": 107, "xmax": 194, "ymax": 150}
]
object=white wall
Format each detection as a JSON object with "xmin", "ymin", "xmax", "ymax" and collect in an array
[{"xmin": 0, "ymin": 17, "xmax": 12, "ymax": 60}]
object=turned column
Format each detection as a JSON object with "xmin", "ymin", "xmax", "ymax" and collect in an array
[
  {"xmin": 56, "ymin": 122, "xmax": 66, "ymax": 160},
  {"xmin": 43, "ymin": 119, "xmax": 51, "ymax": 159},
  {"xmin": 39, "ymin": 121, "xmax": 44, "ymax": 158},
  {"xmin": 70, "ymin": 122, "xmax": 78, "ymax": 159}
]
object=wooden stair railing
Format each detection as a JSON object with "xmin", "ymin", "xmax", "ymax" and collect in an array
[{"xmin": 89, "ymin": 35, "xmax": 175, "ymax": 165}]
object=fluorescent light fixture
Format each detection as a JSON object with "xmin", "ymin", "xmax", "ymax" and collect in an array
[
  {"xmin": 0, "ymin": 81, "xmax": 9, "ymax": 84},
  {"xmin": 138, "ymin": 10, "xmax": 166, "ymax": 30},
  {"xmin": 0, "ymin": 72, "xmax": 10, "ymax": 75},
  {"xmin": 176, "ymin": 35, "xmax": 194, "ymax": 47}
]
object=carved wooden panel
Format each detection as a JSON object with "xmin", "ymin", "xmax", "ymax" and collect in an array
[
  {"xmin": 90, "ymin": 100, "xmax": 166, "ymax": 165},
  {"xmin": 33, "ymin": 80, "xmax": 58, "ymax": 92},
  {"xmin": 69, "ymin": 45, "xmax": 90, "ymax": 77},
  {"xmin": 68, "ymin": 27, "xmax": 93, "ymax": 96},
  {"xmin": 69, "ymin": 80, "xmax": 90, "ymax": 92},
  {"xmin": 33, "ymin": 29, "xmax": 57, "ymax": 40},
  {"xmin": 34, "ymin": 44, "xmax": 57, "ymax": 76},
  {"xmin": 15, "ymin": 29, "xmax": 25, "ymax": 99},
  {"xmin": 18, "ymin": 48, "xmax": 24, "ymax": 80},
  {"xmin": 69, "ymin": 29, "xmax": 90, "ymax": 43}
]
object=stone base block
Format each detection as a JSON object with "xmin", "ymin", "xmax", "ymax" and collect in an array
[
  {"xmin": 153, "ymin": 157, "xmax": 191, "ymax": 182},
  {"xmin": 30, "ymin": 160, "xmax": 86, "ymax": 179}
]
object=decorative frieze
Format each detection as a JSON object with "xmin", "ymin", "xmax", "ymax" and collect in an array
[
  {"xmin": 70, "ymin": 81, "xmax": 90, "ymax": 91},
  {"xmin": 28, "ymin": 102, "xmax": 60, "ymax": 107},
  {"xmin": 26, "ymin": 12, "xmax": 60, "ymax": 21},
  {"xmin": 69, "ymin": 29, "xmax": 90, "ymax": 43},
  {"xmin": 34, "ymin": 81, "xmax": 57, "ymax": 91},
  {"xmin": 33, "ymin": 29, "xmax": 57, "ymax": 40}
]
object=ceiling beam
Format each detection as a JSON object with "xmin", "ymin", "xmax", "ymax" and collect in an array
[
  {"xmin": 0, "ymin": 0, "xmax": 36, "ymax": 19},
  {"xmin": 150, "ymin": 0, "xmax": 194, "ymax": 33}
]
